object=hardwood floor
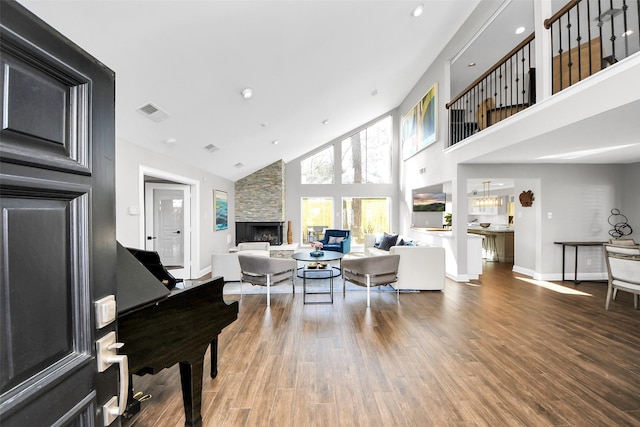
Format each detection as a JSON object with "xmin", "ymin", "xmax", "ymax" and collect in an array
[{"xmin": 122, "ymin": 262, "xmax": 640, "ymax": 426}]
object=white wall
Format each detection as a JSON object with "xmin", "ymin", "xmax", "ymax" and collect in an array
[
  {"xmin": 621, "ymin": 163, "xmax": 640, "ymax": 241},
  {"xmin": 450, "ymin": 163, "xmax": 624, "ymax": 280},
  {"xmin": 116, "ymin": 139, "xmax": 235, "ymax": 276}
]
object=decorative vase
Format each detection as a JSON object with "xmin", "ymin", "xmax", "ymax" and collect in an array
[{"xmin": 287, "ymin": 220, "xmax": 293, "ymax": 244}]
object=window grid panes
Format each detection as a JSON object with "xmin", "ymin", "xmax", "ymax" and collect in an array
[
  {"xmin": 342, "ymin": 197, "xmax": 390, "ymax": 245},
  {"xmin": 301, "ymin": 146, "xmax": 334, "ymax": 184},
  {"xmin": 301, "ymin": 197, "xmax": 334, "ymax": 244},
  {"xmin": 341, "ymin": 116, "xmax": 392, "ymax": 184}
]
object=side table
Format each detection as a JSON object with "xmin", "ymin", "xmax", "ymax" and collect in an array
[{"xmin": 291, "ymin": 251, "xmax": 344, "ymax": 304}]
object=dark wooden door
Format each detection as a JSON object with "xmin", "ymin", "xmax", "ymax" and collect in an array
[{"xmin": 0, "ymin": 1, "xmax": 118, "ymax": 425}]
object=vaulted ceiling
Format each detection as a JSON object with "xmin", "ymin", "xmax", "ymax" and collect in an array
[{"xmin": 19, "ymin": 0, "xmax": 482, "ymax": 181}]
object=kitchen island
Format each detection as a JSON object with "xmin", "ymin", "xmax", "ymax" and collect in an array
[{"xmin": 467, "ymin": 226, "xmax": 514, "ymax": 263}]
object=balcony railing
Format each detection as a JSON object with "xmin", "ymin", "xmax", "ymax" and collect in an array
[
  {"xmin": 446, "ymin": 33, "xmax": 536, "ymax": 146},
  {"xmin": 545, "ymin": 0, "xmax": 640, "ymax": 93},
  {"xmin": 446, "ymin": 0, "xmax": 639, "ymax": 147}
]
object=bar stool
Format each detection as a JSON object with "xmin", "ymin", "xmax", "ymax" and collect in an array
[{"xmin": 484, "ymin": 233, "xmax": 499, "ymax": 262}]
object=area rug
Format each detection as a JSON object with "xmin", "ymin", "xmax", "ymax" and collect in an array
[{"xmin": 222, "ymin": 277, "xmax": 412, "ymax": 295}]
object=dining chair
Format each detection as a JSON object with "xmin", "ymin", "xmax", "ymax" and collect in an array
[{"xmin": 603, "ymin": 243, "xmax": 640, "ymax": 310}]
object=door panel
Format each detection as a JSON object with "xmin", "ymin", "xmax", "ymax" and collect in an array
[
  {"xmin": 145, "ymin": 183, "xmax": 191, "ymax": 278},
  {"xmin": 1, "ymin": 191, "xmax": 89, "ymax": 393},
  {"xmin": 0, "ymin": 18, "xmax": 90, "ymax": 174},
  {"xmin": 1, "ymin": 2, "xmax": 117, "ymax": 426}
]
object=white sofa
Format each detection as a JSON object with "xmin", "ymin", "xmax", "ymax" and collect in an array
[
  {"xmin": 364, "ymin": 234, "xmax": 445, "ymax": 291},
  {"xmin": 211, "ymin": 242, "xmax": 270, "ymax": 282}
]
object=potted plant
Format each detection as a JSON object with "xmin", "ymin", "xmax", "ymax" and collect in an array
[{"xmin": 444, "ymin": 213, "xmax": 452, "ymax": 228}]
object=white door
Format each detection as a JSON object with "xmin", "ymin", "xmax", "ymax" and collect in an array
[{"xmin": 145, "ymin": 183, "xmax": 191, "ymax": 279}]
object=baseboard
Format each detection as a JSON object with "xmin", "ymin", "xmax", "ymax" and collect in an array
[
  {"xmin": 196, "ymin": 265, "xmax": 211, "ymax": 280},
  {"xmin": 513, "ymin": 265, "xmax": 607, "ymax": 282},
  {"xmin": 445, "ymin": 272, "xmax": 478, "ymax": 282}
]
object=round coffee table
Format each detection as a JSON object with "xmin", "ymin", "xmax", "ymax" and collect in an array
[{"xmin": 291, "ymin": 251, "xmax": 344, "ymax": 304}]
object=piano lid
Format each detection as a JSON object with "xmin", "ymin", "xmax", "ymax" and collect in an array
[{"xmin": 116, "ymin": 242, "xmax": 170, "ymax": 314}]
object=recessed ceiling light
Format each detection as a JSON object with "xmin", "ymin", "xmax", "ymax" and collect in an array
[
  {"xmin": 322, "ymin": 119, "xmax": 329, "ymax": 125},
  {"xmin": 261, "ymin": 122, "xmax": 268, "ymax": 127},
  {"xmin": 371, "ymin": 89, "xmax": 378, "ymax": 96},
  {"xmin": 515, "ymin": 26, "xmax": 526, "ymax": 35},
  {"xmin": 164, "ymin": 138, "xmax": 177, "ymax": 145},
  {"xmin": 241, "ymin": 88, "xmax": 253, "ymax": 99},
  {"xmin": 272, "ymin": 139, "xmax": 280, "ymax": 145},
  {"xmin": 412, "ymin": 4, "xmax": 424, "ymax": 17},
  {"xmin": 234, "ymin": 162, "xmax": 244, "ymax": 168},
  {"xmin": 468, "ymin": 62, "xmax": 476, "ymax": 67}
]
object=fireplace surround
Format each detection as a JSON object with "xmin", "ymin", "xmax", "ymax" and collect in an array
[{"xmin": 236, "ymin": 222, "xmax": 284, "ymax": 246}]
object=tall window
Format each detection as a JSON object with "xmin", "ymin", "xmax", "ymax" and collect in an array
[
  {"xmin": 301, "ymin": 146, "xmax": 334, "ymax": 184},
  {"xmin": 342, "ymin": 197, "xmax": 390, "ymax": 245},
  {"xmin": 341, "ymin": 116, "xmax": 392, "ymax": 184},
  {"xmin": 301, "ymin": 197, "xmax": 333, "ymax": 243}
]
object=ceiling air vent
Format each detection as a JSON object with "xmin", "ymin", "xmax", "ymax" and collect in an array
[
  {"xmin": 136, "ymin": 103, "xmax": 170, "ymax": 123},
  {"xmin": 203, "ymin": 144, "xmax": 219, "ymax": 153}
]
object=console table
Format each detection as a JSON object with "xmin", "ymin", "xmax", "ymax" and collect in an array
[{"xmin": 554, "ymin": 241, "xmax": 606, "ymax": 283}]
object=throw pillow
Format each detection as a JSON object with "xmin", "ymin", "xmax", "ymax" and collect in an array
[
  {"xmin": 328, "ymin": 236, "xmax": 345, "ymax": 244},
  {"xmin": 378, "ymin": 233, "xmax": 398, "ymax": 251}
]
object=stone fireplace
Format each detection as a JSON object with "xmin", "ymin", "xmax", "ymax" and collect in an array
[
  {"xmin": 236, "ymin": 222, "xmax": 284, "ymax": 246},
  {"xmin": 234, "ymin": 160, "xmax": 287, "ymax": 246}
]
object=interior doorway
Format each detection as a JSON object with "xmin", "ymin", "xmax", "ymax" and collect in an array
[
  {"xmin": 145, "ymin": 183, "xmax": 191, "ymax": 278},
  {"xmin": 139, "ymin": 167, "xmax": 200, "ymax": 280}
]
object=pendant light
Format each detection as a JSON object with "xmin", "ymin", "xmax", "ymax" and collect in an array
[{"xmin": 472, "ymin": 181, "xmax": 504, "ymax": 209}]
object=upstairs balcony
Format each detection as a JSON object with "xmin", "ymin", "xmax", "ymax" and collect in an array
[{"xmin": 446, "ymin": 0, "xmax": 640, "ymax": 147}]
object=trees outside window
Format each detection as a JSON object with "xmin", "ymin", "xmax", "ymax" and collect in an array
[
  {"xmin": 342, "ymin": 197, "xmax": 390, "ymax": 245},
  {"xmin": 301, "ymin": 145, "xmax": 334, "ymax": 184},
  {"xmin": 341, "ymin": 116, "xmax": 392, "ymax": 184},
  {"xmin": 301, "ymin": 197, "xmax": 333, "ymax": 243}
]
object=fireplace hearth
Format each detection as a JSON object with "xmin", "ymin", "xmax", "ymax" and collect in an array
[{"xmin": 236, "ymin": 222, "xmax": 284, "ymax": 246}]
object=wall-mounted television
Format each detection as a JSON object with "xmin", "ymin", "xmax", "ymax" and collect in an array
[{"xmin": 412, "ymin": 189, "xmax": 446, "ymax": 212}]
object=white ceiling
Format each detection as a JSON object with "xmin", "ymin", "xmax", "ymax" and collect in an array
[
  {"xmin": 450, "ymin": 0, "xmax": 535, "ymax": 96},
  {"xmin": 18, "ymin": 0, "xmax": 481, "ymax": 181}
]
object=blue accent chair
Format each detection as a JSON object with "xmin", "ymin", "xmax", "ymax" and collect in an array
[{"xmin": 319, "ymin": 229, "xmax": 351, "ymax": 254}]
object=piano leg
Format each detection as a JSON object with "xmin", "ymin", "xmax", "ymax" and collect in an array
[
  {"xmin": 179, "ymin": 359, "xmax": 204, "ymax": 427},
  {"xmin": 210, "ymin": 338, "xmax": 218, "ymax": 378}
]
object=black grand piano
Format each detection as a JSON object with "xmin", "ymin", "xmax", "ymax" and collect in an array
[{"xmin": 116, "ymin": 243, "xmax": 238, "ymax": 427}]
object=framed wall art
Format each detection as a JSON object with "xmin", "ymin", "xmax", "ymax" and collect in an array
[
  {"xmin": 214, "ymin": 190, "xmax": 228, "ymax": 231},
  {"xmin": 401, "ymin": 83, "xmax": 437, "ymax": 160}
]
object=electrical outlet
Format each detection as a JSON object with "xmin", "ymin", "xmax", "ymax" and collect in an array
[{"xmin": 547, "ymin": 212, "xmax": 553, "ymax": 219}]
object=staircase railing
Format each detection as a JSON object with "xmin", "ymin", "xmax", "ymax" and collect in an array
[
  {"xmin": 446, "ymin": 33, "xmax": 536, "ymax": 147},
  {"xmin": 544, "ymin": 0, "xmax": 640, "ymax": 94}
]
